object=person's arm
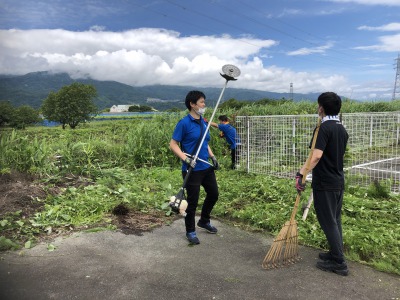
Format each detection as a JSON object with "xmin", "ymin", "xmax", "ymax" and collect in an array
[
  {"xmin": 210, "ymin": 122, "xmax": 219, "ymax": 128},
  {"xmin": 208, "ymin": 145, "xmax": 219, "ymax": 169},
  {"xmin": 299, "ymin": 149, "xmax": 323, "ymax": 176},
  {"xmin": 208, "ymin": 145, "xmax": 215, "ymax": 158},
  {"xmin": 169, "ymin": 139, "xmax": 187, "ymax": 161}
]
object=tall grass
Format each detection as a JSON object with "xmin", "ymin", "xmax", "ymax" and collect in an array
[{"xmin": 2, "ymin": 99, "xmax": 400, "ymax": 175}]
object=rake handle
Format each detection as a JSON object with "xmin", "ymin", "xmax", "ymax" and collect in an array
[{"xmin": 290, "ymin": 118, "xmax": 321, "ymax": 221}]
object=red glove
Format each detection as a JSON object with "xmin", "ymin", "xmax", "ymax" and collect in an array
[{"xmin": 295, "ymin": 172, "xmax": 306, "ymax": 192}]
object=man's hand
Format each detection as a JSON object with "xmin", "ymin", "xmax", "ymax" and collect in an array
[
  {"xmin": 295, "ymin": 172, "xmax": 306, "ymax": 192},
  {"xmin": 210, "ymin": 156, "xmax": 219, "ymax": 170},
  {"xmin": 184, "ymin": 157, "xmax": 196, "ymax": 169}
]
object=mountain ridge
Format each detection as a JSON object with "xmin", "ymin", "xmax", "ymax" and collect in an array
[{"xmin": 0, "ymin": 71, "xmax": 318, "ymax": 111}]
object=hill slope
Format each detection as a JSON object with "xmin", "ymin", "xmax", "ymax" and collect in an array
[{"xmin": 0, "ymin": 72, "xmax": 318, "ymax": 110}]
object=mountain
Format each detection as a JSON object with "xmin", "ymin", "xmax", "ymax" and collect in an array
[{"xmin": 0, "ymin": 72, "xmax": 317, "ymax": 111}]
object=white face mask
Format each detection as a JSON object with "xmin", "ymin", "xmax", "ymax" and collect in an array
[{"xmin": 195, "ymin": 107, "xmax": 206, "ymax": 116}]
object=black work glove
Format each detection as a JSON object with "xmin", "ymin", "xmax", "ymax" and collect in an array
[
  {"xmin": 295, "ymin": 172, "xmax": 306, "ymax": 192},
  {"xmin": 184, "ymin": 157, "xmax": 196, "ymax": 169},
  {"xmin": 210, "ymin": 156, "xmax": 219, "ymax": 170}
]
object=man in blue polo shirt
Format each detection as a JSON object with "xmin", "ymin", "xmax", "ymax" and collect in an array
[
  {"xmin": 210, "ymin": 115, "xmax": 241, "ymax": 169},
  {"xmin": 169, "ymin": 90, "xmax": 219, "ymax": 245}
]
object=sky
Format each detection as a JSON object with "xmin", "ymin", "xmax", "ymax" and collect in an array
[{"xmin": 0, "ymin": 0, "xmax": 399, "ymax": 101}]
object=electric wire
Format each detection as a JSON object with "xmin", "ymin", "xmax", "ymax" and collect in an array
[
  {"xmin": 204, "ymin": 0, "xmax": 363, "ymax": 66},
  {"xmin": 130, "ymin": 0, "xmax": 272, "ymax": 50},
  {"xmin": 162, "ymin": 0, "xmax": 364, "ymax": 68},
  {"xmin": 233, "ymin": 0, "xmax": 361, "ymax": 64}
]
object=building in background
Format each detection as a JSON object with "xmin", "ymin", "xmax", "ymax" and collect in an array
[{"xmin": 110, "ymin": 105, "xmax": 132, "ymax": 113}]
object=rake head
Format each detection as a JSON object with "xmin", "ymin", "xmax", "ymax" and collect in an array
[{"xmin": 261, "ymin": 220, "xmax": 300, "ymax": 270}]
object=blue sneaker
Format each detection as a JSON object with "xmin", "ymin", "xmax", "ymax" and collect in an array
[
  {"xmin": 197, "ymin": 220, "xmax": 218, "ymax": 234},
  {"xmin": 186, "ymin": 231, "xmax": 200, "ymax": 245}
]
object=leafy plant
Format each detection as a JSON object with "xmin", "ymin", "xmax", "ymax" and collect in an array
[{"xmin": 41, "ymin": 82, "xmax": 98, "ymax": 129}]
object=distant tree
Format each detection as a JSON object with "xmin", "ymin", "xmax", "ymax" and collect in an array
[
  {"xmin": 254, "ymin": 98, "xmax": 292, "ymax": 106},
  {"xmin": 0, "ymin": 101, "xmax": 14, "ymax": 127},
  {"xmin": 128, "ymin": 105, "xmax": 153, "ymax": 112},
  {"xmin": 166, "ymin": 107, "xmax": 182, "ymax": 112},
  {"xmin": 41, "ymin": 91, "xmax": 58, "ymax": 124},
  {"xmin": 10, "ymin": 105, "xmax": 41, "ymax": 129},
  {"xmin": 220, "ymin": 98, "xmax": 246, "ymax": 110},
  {"xmin": 42, "ymin": 82, "xmax": 98, "ymax": 129}
]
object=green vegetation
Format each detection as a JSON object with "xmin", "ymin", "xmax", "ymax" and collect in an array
[
  {"xmin": 218, "ymin": 98, "xmax": 400, "ymax": 118},
  {"xmin": 0, "ymin": 100, "xmax": 399, "ymax": 275},
  {"xmin": 128, "ymin": 104, "xmax": 154, "ymax": 112},
  {"xmin": 41, "ymin": 82, "xmax": 98, "ymax": 129},
  {"xmin": 0, "ymin": 101, "xmax": 40, "ymax": 129}
]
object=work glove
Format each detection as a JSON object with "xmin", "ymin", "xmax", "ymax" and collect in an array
[
  {"xmin": 184, "ymin": 157, "xmax": 196, "ymax": 169},
  {"xmin": 295, "ymin": 172, "xmax": 306, "ymax": 192},
  {"xmin": 210, "ymin": 156, "xmax": 219, "ymax": 170}
]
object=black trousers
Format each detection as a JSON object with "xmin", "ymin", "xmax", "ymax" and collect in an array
[
  {"xmin": 182, "ymin": 168, "xmax": 219, "ymax": 233},
  {"xmin": 230, "ymin": 145, "xmax": 240, "ymax": 169},
  {"xmin": 230, "ymin": 148, "xmax": 236, "ymax": 169},
  {"xmin": 313, "ymin": 189, "xmax": 345, "ymax": 263}
]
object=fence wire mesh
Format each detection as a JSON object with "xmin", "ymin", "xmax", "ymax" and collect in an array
[{"xmin": 235, "ymin": 112, "xmax": 400, "ymax": 192}]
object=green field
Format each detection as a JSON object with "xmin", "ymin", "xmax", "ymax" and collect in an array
[{"xmin": 1, "ymin": 103, "xmax": 399, "ymax": 275}]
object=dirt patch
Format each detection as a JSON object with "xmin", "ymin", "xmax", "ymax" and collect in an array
[
  {"xmin": 0, "ymin": 172, "xmax": 168, "ymax": 243},
  {"xmin": 0, "ymin": 171, "xmax": 47, "ymax": 218}
]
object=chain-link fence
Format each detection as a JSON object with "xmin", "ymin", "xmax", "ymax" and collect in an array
[{"xmin": 235, "ymin": 112, "xmax": 400, "ymax": 192}]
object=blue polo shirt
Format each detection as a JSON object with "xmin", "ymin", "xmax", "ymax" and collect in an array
[
  {"xmin": 218, "ymin": 123, "xmax": 240, "ymax": 150},
  {"xmin": 172, "ymin": 114, "xmax": 211, "ymax": 171}
]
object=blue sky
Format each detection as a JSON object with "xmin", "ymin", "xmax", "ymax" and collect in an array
[{"xmin": 0, "ymin": 0, "xmax": 399, "ymax": 100}]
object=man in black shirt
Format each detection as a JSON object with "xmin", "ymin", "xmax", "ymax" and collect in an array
[{"xmin": 296, "ymin": 92, "xmax": 349, "ymax": 276}]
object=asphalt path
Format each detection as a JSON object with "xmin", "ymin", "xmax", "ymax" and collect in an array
[{"xmin": 0, "ymin": 218, "xmax": 399, "ymax": 300}]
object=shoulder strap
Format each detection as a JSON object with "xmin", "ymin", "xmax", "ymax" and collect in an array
[{"xmin": 191, "ymin": 117, "xmax": 205, "ymax": 155}]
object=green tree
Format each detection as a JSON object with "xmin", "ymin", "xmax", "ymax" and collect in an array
[
  {"xmin": 128, "ymin": 105, "xmax": 153, "ymax": 112},
  {"xmin": 166, "ymin": 107, "xmax": 182, "ymax": 112},
  {"xmin": 0, "ymin": 101, "xmax": 15, "ymax": 127},
  {"xmin": 41, "ymin": 91, "xmax": 59, "ymax": 124},
  {"xmin": 220, "ymin": 98, "xmax": 246, "ymax": 110},
  {"xmin": 41, "ymin": 82, "xmax": 98, "ymax": 129},
  {"xmin": 10, "ymin": 105, "xmax": 41, "ymax": 129}
]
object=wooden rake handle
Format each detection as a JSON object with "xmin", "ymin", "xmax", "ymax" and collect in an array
[{"xmin": 290, "ymin": 118, "xmax": 321, "ymax": 222}]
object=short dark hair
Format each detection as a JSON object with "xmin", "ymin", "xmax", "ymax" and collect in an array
[
  {"xmin": 218, "ymin": 115, "xmax": 229, "ymax": 122},
  {"xmin": 185, "ymin": 90, "xmax": 206, "ymax": 110},
  {"xmin": 318, "ymin": 92, "xmax": 342, "ymax": 115}
]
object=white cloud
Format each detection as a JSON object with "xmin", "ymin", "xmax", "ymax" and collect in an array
[
  {"xmin": 286, "ymin": 43, "xmax": 334, "ymax": 56},
  {"xmin": 354, "ymin": 33, "xmax": 400, "ymax": 52},
  {"xmin": 0, "ymin": 27, "xmax": 388, "ymax": 99},
  {"xmin": 358, "ymin": 22, "xmax": 400, "ymax": 31}
]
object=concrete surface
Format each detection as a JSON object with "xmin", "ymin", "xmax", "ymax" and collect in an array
[{"xmin": 0, "ymin": 218, "xmax": 399, "ymax": 300}]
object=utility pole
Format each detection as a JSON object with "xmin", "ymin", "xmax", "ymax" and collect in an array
[
  {"xmin": 393, "ymin": 54, "xmax": 400, "ymax": 101},
  {"xmin": 290, "ymin": 82, "xmax": 293, "ymax": 101}
]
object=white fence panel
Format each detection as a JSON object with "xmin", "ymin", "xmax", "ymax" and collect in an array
[{"xmin": 235, "ymin": 112, "xmax": 400, "ymax": 192}]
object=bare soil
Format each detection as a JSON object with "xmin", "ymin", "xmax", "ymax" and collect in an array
[{"xmin": 0, "ymin": 171, "xmax": 167, "ymax": 244}]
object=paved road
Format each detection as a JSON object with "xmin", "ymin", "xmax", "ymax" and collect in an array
[{"xmin": 0, "ymin": 218, "xmax": 399, "ymax": 300}]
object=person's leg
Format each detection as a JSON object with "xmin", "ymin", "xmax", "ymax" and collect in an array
[
  {"xmin": 336, "ymin": 189, "xmax": 344, "ymax": 242},
  {"xmin": 199, "ymin": 168, "xmax": 219, "ymax": 224},
  {"xmin": 182, "ymin": 171, "xmax": 201, "ymax": 233},
  {"xmin": 314, "ymin": 190, "xmax": 345, "ymax": 263},
  {"xmin": 231, "ymin": 148, "xmax": 236, "ymax": 169}
]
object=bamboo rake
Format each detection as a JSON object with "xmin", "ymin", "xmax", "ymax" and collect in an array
[{"xmin": 262, "ymin": 118, "xmax": 321, "ymax": 270}]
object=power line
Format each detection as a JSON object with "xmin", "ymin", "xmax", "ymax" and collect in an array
[
  {"xmin": 228, "ymin": 0, "xmax": 361, "ymax": 65},
  {"xmin": 163, "ymin": 0, "xmax": 363, "ymax": 68},
  {"xmin": 130, "ymin": 1, "xmax": 275, "ymax": 50}
]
